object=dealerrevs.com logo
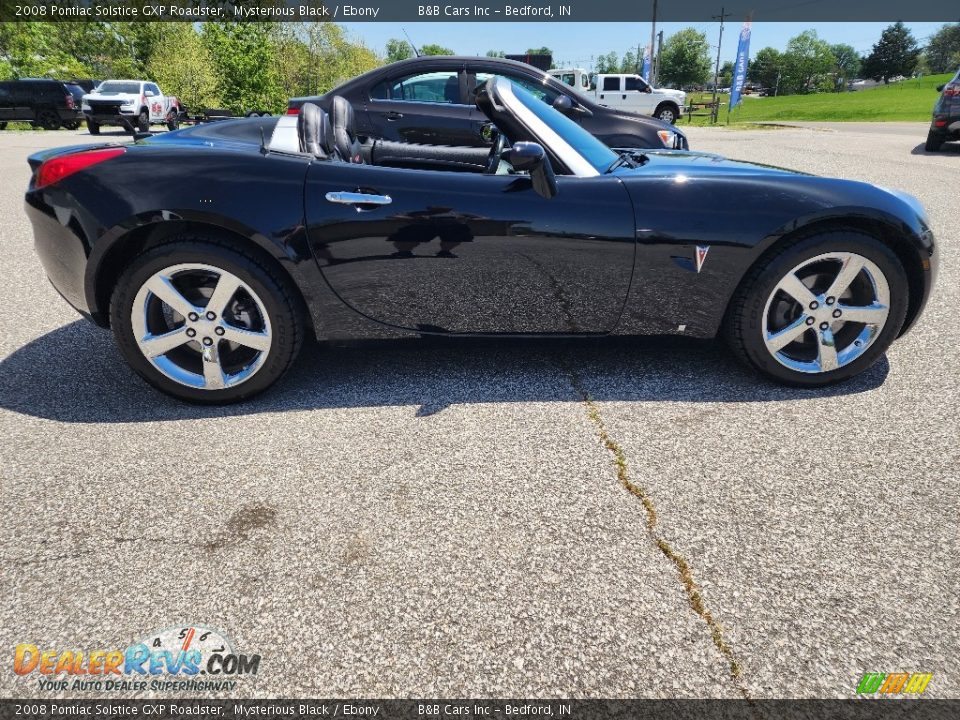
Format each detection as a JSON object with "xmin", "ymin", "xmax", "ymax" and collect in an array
[
  {"xmin": 856, "ymin": 672, "xmax": 933, "ymax": 696},
  {"xmin": 14, "ymin": 626, "xmax": 261, "ymax": 693}
]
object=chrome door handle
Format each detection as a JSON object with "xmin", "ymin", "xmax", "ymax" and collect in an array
[{"xmin": 325, "ymin": 191, "xmax": 392, "ymax": 206}]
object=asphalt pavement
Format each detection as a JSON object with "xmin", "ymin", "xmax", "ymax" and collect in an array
[{"xmin": 0, "ymin": 122, "xmax": 956, "ymax": 699}]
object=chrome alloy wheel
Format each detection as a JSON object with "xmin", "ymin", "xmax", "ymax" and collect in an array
[
  {"xmin": 761, "ymin": 252, "xmax": 890, "ymax": 374},
  {"xmin": 131, "ymin": 263, "xmax": 272, "ymax": 390}
]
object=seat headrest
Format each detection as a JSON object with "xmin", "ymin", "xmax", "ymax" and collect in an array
[
  {"xmin": 297, "ymin": 102, "xmax": 333, "ymax": 159},
  {"xmin": 331, "ymin": 96, "xmax": 363, "ymax": 164}
]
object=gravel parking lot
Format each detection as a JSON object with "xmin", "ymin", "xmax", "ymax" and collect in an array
[{"xmin": 0, "ymin": 123, "xmax": 957, "ymax": 699}]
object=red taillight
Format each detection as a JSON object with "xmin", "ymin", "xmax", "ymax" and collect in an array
[
  {"xmin": 944, "ymin": 84, "xmax": 960, "ymax": 97},
  {"xmin": 934, "ymin": 119, "xmax": 948, "ymax": 127},
  {"xmin": 65, "ymin": 94, "xmax": 76, "ymax": 110},
  {"xmin": 36, "ymin": 147, "xmax": 125, "ymax": 189},
  {"xmin": 286, "ymin": 106, "xmax": 300, "ymax": 115}
]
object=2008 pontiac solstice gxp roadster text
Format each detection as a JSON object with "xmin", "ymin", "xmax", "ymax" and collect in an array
[{"xmin": 25, "ymin": 77, "xmax": 937, "ymax": 403}]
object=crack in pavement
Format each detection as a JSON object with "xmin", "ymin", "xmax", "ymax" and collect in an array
[{"xmin": 564, "ymin": 362, "xmax": 751, "ymax": 699}]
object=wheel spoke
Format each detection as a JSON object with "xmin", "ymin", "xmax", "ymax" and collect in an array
[
  {"xmin": 206, "ymin": 273, "xmax": 244, "ymax": 318},
  {"xmin": 140, "ymin": 327, "xmax": 191, "ymax": 358},
  {"xmin": 145, "ymin": 275, "xmax": 198, "ymax": 318},
  {"xmin": 837, "ymin": 303, "xmax": 888, "ymax": 325},
  {"xmin": 220, "ymin": 323, "xmax": 271, "ymax": 352},
  {"xmin": 765, "ymin": 316, "xmax": 810, "ymax": 353},
  {"xmin": 816, "ymin": 326, "xmax": 839, "ymax": 372},
  {"xmin": 776, "ymin": 273, "xmax": 818, "ymax": 307},
  {"xmin": 826, "ymin": 254, "xmax": 865, "ymax": 299},
  {"xmin": 202, "ymin": 342, "xmax": 226, "ymax": 390}
]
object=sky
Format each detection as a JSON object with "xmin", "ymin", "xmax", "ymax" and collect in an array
[{"xmin": 340, "ymin": 22, "xmax": 949, "ymax": 69}]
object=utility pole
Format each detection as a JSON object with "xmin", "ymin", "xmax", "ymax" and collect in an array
[
  {"xmin": 649, "ymin": 0, "xmax": 658, "ymax": 85},
  {"xmin": 654, "ymin": 30, "xmax": 663, "ymax": 87},
  {"xmin": 710, "ymin": 6, "xmax": 732, "ymax": 123}
]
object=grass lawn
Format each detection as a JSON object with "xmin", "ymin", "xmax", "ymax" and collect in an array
[{"xmin": 681, "ymin": 74, "xmax": 950, "ymax": 126}]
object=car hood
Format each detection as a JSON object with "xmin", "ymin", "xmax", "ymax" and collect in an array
[{"xmin": 618, "ymin": 150, "xmax": 809, "ymax": 177}]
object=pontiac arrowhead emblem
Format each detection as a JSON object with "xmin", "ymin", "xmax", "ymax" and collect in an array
[{"xmin": 695, "ymin": 246, "xmax": 710, "ymax": 273}]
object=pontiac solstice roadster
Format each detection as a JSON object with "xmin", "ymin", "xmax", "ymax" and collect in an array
[{"xmin": 25, "ymin": 77, "xmax": 937, "ymax": 403}]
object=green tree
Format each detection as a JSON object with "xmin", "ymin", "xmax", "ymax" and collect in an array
[
  {"xmin": 420, "ymin": 43, "xmax": 454, "ymax": 56},
  {"xmin": 595, "ymin": 52, "xmax": 619, "ymax": 74},
  {"xmin": 861, "ymin": 22, "xmax": 920, "ymax": 82},
  {"xmin": 202, "ymin": 22, "xmax": 285, "ymax": 114},
  {"xmin": 526, "ymin": 46, "xmax": 553, "ymax": 56},
  {"xmin": 749, "ymin": 47, "xmax": 783, "ymax": 91},
  {"xmin": 658, "ymin": 28, "xmax": 711, "ymax": 87},
  {"xmin": 718, "ymin": 60, "xmax": 734, "ymax": 87},
  {"xmin": 780, "ymin": 30, "xmax": 836, "ymax": 94},
  {"xmin": 829, "ymin": 43, "xmax": 862, "ymax": 91},
  {"xmin": 0, "ymin": 22, "xmax": 92, "ymax": 79},
  {"xmin": 385, "ymin": 38, "xmax": 414, "ymax": 63},
  {"xmin": 620, "ymin": 50, "xmax": 639, "ymax": 74},
  {"xmin": 925, "ymin": 23, "xmax": 960, "ymax": 74},
  {"xmin": 485, "ymin": 50, "xmax": 506, "ymax": 58},
  {"xmin": 147, "ymin": 25, "xmax": 220, "ymax": 110}
]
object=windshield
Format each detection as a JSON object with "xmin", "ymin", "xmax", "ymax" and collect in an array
[
  {"xmin": 505, "ymin": 80, "xmax": 617, "ymax": 175},
  {"xmin": 96, "ymin": 81, "xmax": 140, "ymax": 94}
]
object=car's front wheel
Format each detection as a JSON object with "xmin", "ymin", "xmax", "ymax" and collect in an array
[
  {"xmin": 725, "ymin": 230, "xmax": 909, "ymax": 386},
  {"xmin": 654, "ymin": 102, "xmax": 679, "ymax": 124},
  {"xmin": 86, "ymin": 119, "xmax": 100, "ymax": 135},
  {"xmin": 110, "ymin": 240, "xmax": 304, "ymax": 403}
]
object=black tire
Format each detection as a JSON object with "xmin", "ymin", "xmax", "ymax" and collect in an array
[
  {"xmin": 654, "ymin": 102, "xmax": 679, "ymax": 125},
  {"xmin": 110, "ymin": 238, "xmax": 305, "ymax": 404},
  {"xmin": 724, "ymin": 229, "xmax": 909, "ymax": 387},
  {"xmin": 166, "ymin": 110, "xmax": 180, "ymax": 131},
  {"xmin": 924, "ymin": 130, "xmax": 943, "ymax": 152},
  {"xmin": 63, "ymin": 120, "xmax": 81, "ymax": 130},
  {"xmin": 86, "ymin": 119, "xmax": 100, "ymax": 135},
  {"xmin": 137, "ymin": 109, "xmax": 150, "ymax": 133},
  {"xmin": 0, "ymin": 122, "xmax": 6, "ymax": 130},
  {"xmin": 36, "ymin": 109, "xmax": 61, "ymax": 131}
]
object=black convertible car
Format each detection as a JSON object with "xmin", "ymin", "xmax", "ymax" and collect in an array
[
  {"xmin": 287, "ymin": 56, "xmax": 688, "ymax": 151},
  {"xmin": 25, "ymin": 77, "xmax": 936, "ymax": 403}
]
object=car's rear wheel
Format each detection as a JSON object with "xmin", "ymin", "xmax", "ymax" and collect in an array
[
  {"xmin": 86, "ymin": 119, "xmax": 100, "ymax": 135},
  {"xmin": 654, "ymin": 102, "xmax": 679, "ymax": 124},
  {"xmin": 724, "ymin": 230, "xmax": 908, "ymax": 386},
  {"xmin": 925, "ymin": 130, "xmax": 943, "ymax": 152},
  {"xmin": 63, "ymin": 120, "xmax": 81, "ymax": 130},
  {"xmin": 110, "ymin": 240, "xmax": 304, "ymax": 403},
  {"xmin": 137, "ymin": 109, "xmax": 150, "ymax": 133},
  {"xmin": 166, "ymin": 111, "xmax": 179, "ymax": 131},
  {"xmin": 36, "ymin": 109, "xmax": 61, "ymax": 131}
]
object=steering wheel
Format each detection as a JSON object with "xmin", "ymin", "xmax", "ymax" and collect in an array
[{"xmin": 485, "ymin": 129, "xmax": 508, "ymax": 174}]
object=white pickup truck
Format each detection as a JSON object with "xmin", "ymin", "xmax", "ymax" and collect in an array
[
  {"xmin": 82, "ymin": 80, "xmax": 181, "ymax": 135},
  {"xmin": 548, "ymin": 68, "xmax": 686, "ymax": 124}
]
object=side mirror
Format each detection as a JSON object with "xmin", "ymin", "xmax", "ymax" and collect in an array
[
  {"xmin": 145, "ymin": 90, "xmax": 155, "ymax": 97},
  {"xmin": 936, "ymin": 84, "xmax": 945, "ymax": 92},
  {"xmin": 504, "ymin": 142, "xmax": 558, "ymax": 200},
  {"xmin": 552, "ymin": 94, "xmax": 574, "ymax": 113},
  {"xmin": 644, "ymin": 85, "xmax": 653, "ymax": 94}
]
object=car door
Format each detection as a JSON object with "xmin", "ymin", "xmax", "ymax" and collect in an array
[
  {"xmin": 596, "ymin": 76, "xmax": 623, "ymax": 108},
  {"xmin": 624, "ymin": 76, "xmax": 656, "ymax": 114},
  {"xmin": 0, "ymin": 84, "xmax": 15, "ymax": 122},
  {"xmin": 365, "ymin": 68, "xmax": 479, "ymax": 146},
  {"xmin": 304, "ymin": 163, "xmax": 635, "ymax": 334}
]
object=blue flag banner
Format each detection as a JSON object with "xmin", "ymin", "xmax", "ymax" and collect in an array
[
  {"xmin": 729, "ymin": 20, "xmax": 752, "ymax": 109},
  {"xmin": 640, "ymin": 45, "xmax": 651, "ymax": 82}
]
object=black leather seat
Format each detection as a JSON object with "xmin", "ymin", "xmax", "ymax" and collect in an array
[
  {"xmin": 297, "ymin": 102, "xmax": 335, "ymax": 159},
  {"xmin": 331, "ymin": 96, "xmax": 364, "ymax": 164}
]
